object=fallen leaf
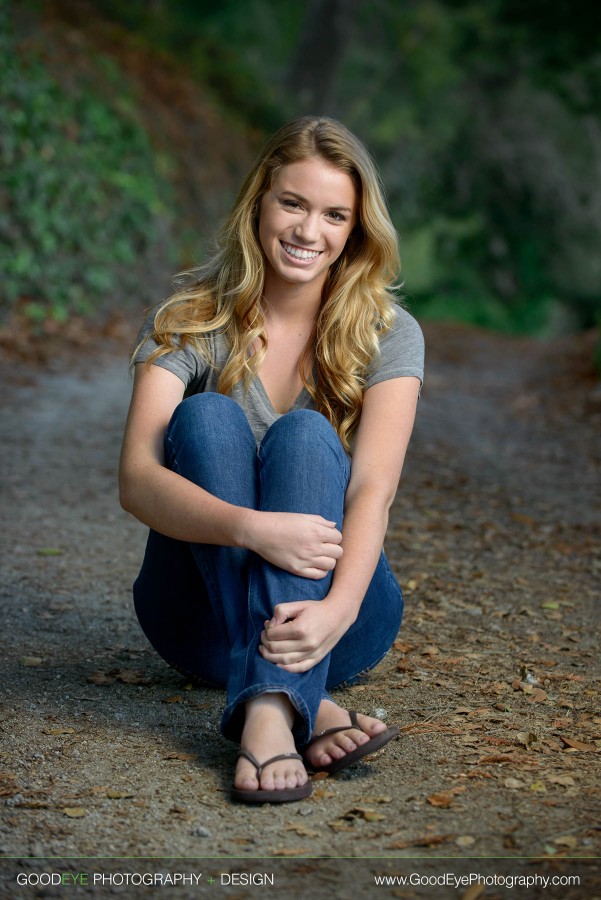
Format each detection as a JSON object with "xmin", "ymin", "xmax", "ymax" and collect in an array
[
  {"xmin": 412, "ymin": 833, "xmax": 452, "ymax": 848},
  {"xmin": 106, "ymin": 789, "xmax": 134, "ymax": 799},
  {"xmin": 63, "ymin": 807, "xmax": 86, "ymax": 818},
  {"xmin": 0, "ymin": 774, "xmax": 18, "ymax": 798},
  {"xmin": 88, "ymin": 671, "xmax": 116, "ymax": 685},
  {"xmin": 163, "ymin": 752, "xmax": 199, "ymax": 761},
  {"xmin": 14, "ymin": 800, "xmax": 49, "ymax": 809},
  {"xmin": 272, "ymin": 847, "xmax": 311, "ymax": 856},
  {"xmin": 528, "ymin": 689, "xmax": 548, "ymax": 703},
  {"xmin": 461, "ymin": 884, "xmax": 485, "ymax": 900},
  {"xmin": 511, "ymin": 513, "xmax": 536, "ymax": 526},
  {"xmin": 285, "ymin": 824, "xmax": 319, "ymax": 838},
  {"xmin": 530, "ymin": 781, "xmax": 546, "ymax": 792},
  {"xmin": 43, "ymin": 727, "xmax": 75, "ymax": 735},
  {"xmin": 426, "ymin": 786, "xmax": 466, "ymax": 808},
  {"xmin": 554, "ymin": 835, "xmax": 578, "ymax": 849},
  {"xmin": 162, "ymin": 695, "xmax": 185, "ymax": 703},
  {"xmin": 341, "ymin": 806, "xmax": 387, "ymax": 822},
  {"xmin": 88, "ymin": 669, "xmax": 152, "ymax": 686},
  {"xmin": 20, "ymin": 656, "xmax": 43, "ymax": 667},
  {"xmin": 328, "ymin": 820, "xmax": 355, "ymax": 833},
  {"xmin": 36, "ymin": 547, "xmax": 63, "ymax": 556},
  {"xmin": 561, "ymin": 737, "xmax": 597, "ymax": 752},
  {"xmin": 112, "ymin": 669, "xmax": 153, "ymax": 685},
  {"xmin": 548, "ymin": 774, "xmax": 575, "ymax": 787}
]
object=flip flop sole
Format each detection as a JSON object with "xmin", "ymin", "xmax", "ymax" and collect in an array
[
  {"xmin": 308, "ymin": 724, "xmax": 399, "ymax": 775},
  {"xmin": 231, "ymin": 780, "xmax": 312, "ymax": 804}
]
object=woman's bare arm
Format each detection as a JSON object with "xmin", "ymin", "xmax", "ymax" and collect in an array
[
  {"xmin": 119, "ymin": 363, "xmax": 342, "ymax": 577},
  {"xmin": 260, "ymin": 375, "xmax": 421, "ymax": 670},
  {"xmin": 325, "ymin": 374, "xmax": 421, "ymax": 620}
]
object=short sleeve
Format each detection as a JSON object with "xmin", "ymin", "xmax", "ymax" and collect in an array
[
  {"xmin": 132, "ymin": 311, "xmax": 204, "ymax": 391},
  {"xmin": 365, "ymin": 306, "xmax": 425, "ymax": 390}
]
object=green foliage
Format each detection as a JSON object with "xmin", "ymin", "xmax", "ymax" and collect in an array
[
  {"xmin": 0, "ymin": 12, "xmax": 173, "ymax": 323},
  {"xmin": 4, "ymin": 0, "xmax": 600, "ymax": 338},
  {"xmin": 88, "ymin": 0, "xmax": 293, "ymax": 131}
]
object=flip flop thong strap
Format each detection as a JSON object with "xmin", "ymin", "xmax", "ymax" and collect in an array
[
  {"xmin": 307, "ymin": 709, "xmax": 364, "ymax": 744},
  {"xmin": 238, "ymin": 750, "xmax": 303, "ymax": 777}
]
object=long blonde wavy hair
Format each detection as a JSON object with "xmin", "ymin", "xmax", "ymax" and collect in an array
[{"xmin": 143, "ymin": 116, "xmax": 401, "ymax": 451}]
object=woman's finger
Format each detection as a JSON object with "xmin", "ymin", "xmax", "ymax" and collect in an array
[
  {"xmin": 299, "ymin": 566, "xmax": 330, "ymax": 580},
  {"xmin": 259, "ymin": 645, "xmax": 307, "ymax": 665}
]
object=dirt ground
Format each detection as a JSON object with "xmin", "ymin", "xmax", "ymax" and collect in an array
[{"xmin": 0, "ymin": 319, "xmax": 599, "ymax": 898}]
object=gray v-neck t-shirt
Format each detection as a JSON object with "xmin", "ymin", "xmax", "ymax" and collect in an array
[{"xmin": 133, "ymin": 305, "xmax": 424, "ymax": 444}]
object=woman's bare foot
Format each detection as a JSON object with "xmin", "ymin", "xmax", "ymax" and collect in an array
[
  {"xmin": 303, "ymin": 698, "xmax": 389, "ymax": 769},
  {"xmin": 234, "ymin": 693, "xmax": 309, "ymax": 793}
]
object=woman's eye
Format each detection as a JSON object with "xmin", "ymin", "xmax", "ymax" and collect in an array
[
  {"xmin": 328, "ymin": 211, "xmax": 346, "ymax": 222},
  {"xmin": 282, "ymin": 199, "xmax": 301, "ymax": 209}
]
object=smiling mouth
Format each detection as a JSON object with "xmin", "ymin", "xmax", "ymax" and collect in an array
[{"xmin": 280, "ymin": 240, "xmax": 322, "ymax": 261}]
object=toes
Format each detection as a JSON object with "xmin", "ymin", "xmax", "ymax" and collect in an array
[
  {"xmin": 358, "ymin": 714, "xmax": 387, "ymax": 737},
  {"xmin": 234, "ymin": 764, "xmax": 259, "ymax": 792},
  {"xmin": 260, "ymin": 763, "xmax": 305, "ymax": 791}
]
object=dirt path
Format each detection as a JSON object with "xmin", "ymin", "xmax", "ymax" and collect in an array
[{"xmin": 0, "ymin": 323, "xmax": 599, "ymax": 897}]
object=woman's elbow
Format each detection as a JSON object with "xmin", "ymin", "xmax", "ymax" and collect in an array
[
  {"xmin": 119, "ymin": 481, "xmax": 133, "ymax": 514},
  {"xmin": 346, "ymin": 479, "xmax": 399, "ymax": 515},
  {"xmin": 118, "ymin": 467, "xmax": 138, "ymax": 515}
]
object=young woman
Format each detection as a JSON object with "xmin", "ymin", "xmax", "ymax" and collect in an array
[{"xmin": 119, "ymin": 116, "xmax": 424, "ymax": 804}]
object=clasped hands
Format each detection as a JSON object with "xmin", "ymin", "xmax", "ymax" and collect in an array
[
  {"xmin": 259, "ymin": 599, "xmax": 353, "ymax": 673},
  {"xmin": 248, "ymin": 509, "xmax": 352, "ymax": 672}
]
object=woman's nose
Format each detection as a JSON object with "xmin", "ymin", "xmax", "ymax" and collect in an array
[{"xmin": 295, "ymin": 212, "xmax": 320, "ymax": 244}]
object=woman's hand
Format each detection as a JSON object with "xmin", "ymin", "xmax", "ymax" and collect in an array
[
  {"xmin": 258, "ymin": 600, "xmax": 354, "ymax": 672},
  {"xmin": 244, "ymin": 511, "xmax": 343, "ymax": 578}
]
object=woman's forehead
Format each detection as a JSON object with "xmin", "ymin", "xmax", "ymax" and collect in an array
[{"xmin": 271, "ymin": 158, "xmax": 357, "ymax": 207}]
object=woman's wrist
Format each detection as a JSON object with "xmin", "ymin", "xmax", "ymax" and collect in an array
[
  {"xmin": 323, "ymin": 590, "xmax": 360, "ymax": 628},
  {"xmin": 231, "ymin": 506, "xmax": 260, "ymax": 550}
]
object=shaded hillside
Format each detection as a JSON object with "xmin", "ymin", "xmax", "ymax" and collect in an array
[{"xmin": 2, "ymin": 0, "xmax": 257, "ymax": 332}]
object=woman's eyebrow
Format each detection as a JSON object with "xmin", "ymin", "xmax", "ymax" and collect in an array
[{"xmin": 278, "ymin": 189, "xmax": 353, "ymax": 213}]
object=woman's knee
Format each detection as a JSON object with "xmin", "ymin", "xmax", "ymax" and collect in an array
[
  {"xmin": 167, "ymin": 393, "xmax": 254, "ymax": 451},
  {"xmin": 169, "ymin": 392, "xmax": 246, "ymax": 431},
  {"xmin": 263, "ymin": 409, "xmax": 345, "ymax": 457}
]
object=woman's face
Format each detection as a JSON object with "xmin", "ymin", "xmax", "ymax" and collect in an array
[{"xmin": 258, "ymin": 157, "xmax": 357, "ymax": 294}]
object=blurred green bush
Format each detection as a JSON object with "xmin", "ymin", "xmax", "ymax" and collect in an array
[{"xmin": 0, "ymin": 13, "xmax": 173, "ymax": 324}]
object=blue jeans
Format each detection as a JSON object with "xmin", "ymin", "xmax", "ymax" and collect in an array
[{"xmin": 133, "ymin": 393, "xmax": 403, "ymax": 747}]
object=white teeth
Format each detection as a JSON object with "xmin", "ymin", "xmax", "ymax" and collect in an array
[{"xmin": 282, "ymin": 242, "xmax": 320, "ymax": 260}]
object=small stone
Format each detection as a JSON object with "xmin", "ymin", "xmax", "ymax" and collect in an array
[
  {"xmin": 456, "ymin": 835, "xmax": 476, "ymax": 848},
  {"xmin": 191, "ymin": 826, "xmax": 211, "ymax": 838},
  {"xmin": 374, "ymin": 708, "xmax": 387, "ymax": 720}
]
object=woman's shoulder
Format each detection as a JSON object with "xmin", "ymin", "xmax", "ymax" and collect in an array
[
  {"xmin": 366, "ymin": 303, "xmax": 424, "ymax": 388},
  {"xmin": 131, "ymin": 306, "xmax": 229, "ymax": 388},
  {"xmin": 385, "ymin": 303, "xmax": 424, "ymax": 342},
  {"xmin": 378, "ymin": 304, "xmax": 424, "ymax": 359}
]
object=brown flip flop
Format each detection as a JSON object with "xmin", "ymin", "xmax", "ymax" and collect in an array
[
  {"xmin": 304, "ymin": 709, "xmax": 399, "ymax": 775},
  {"xmin": 231, "ymin": 750, "xmax": 313, "ymax": 804}
]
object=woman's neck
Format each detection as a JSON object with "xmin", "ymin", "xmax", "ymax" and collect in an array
[{"xmin": 262, "ymin": 272, "xmax": 324, "ymax": 327}]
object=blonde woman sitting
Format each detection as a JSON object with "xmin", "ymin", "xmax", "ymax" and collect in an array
[{"xmin": 119, "ymin": 116, "xmax": 424, "ymax": 804}]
